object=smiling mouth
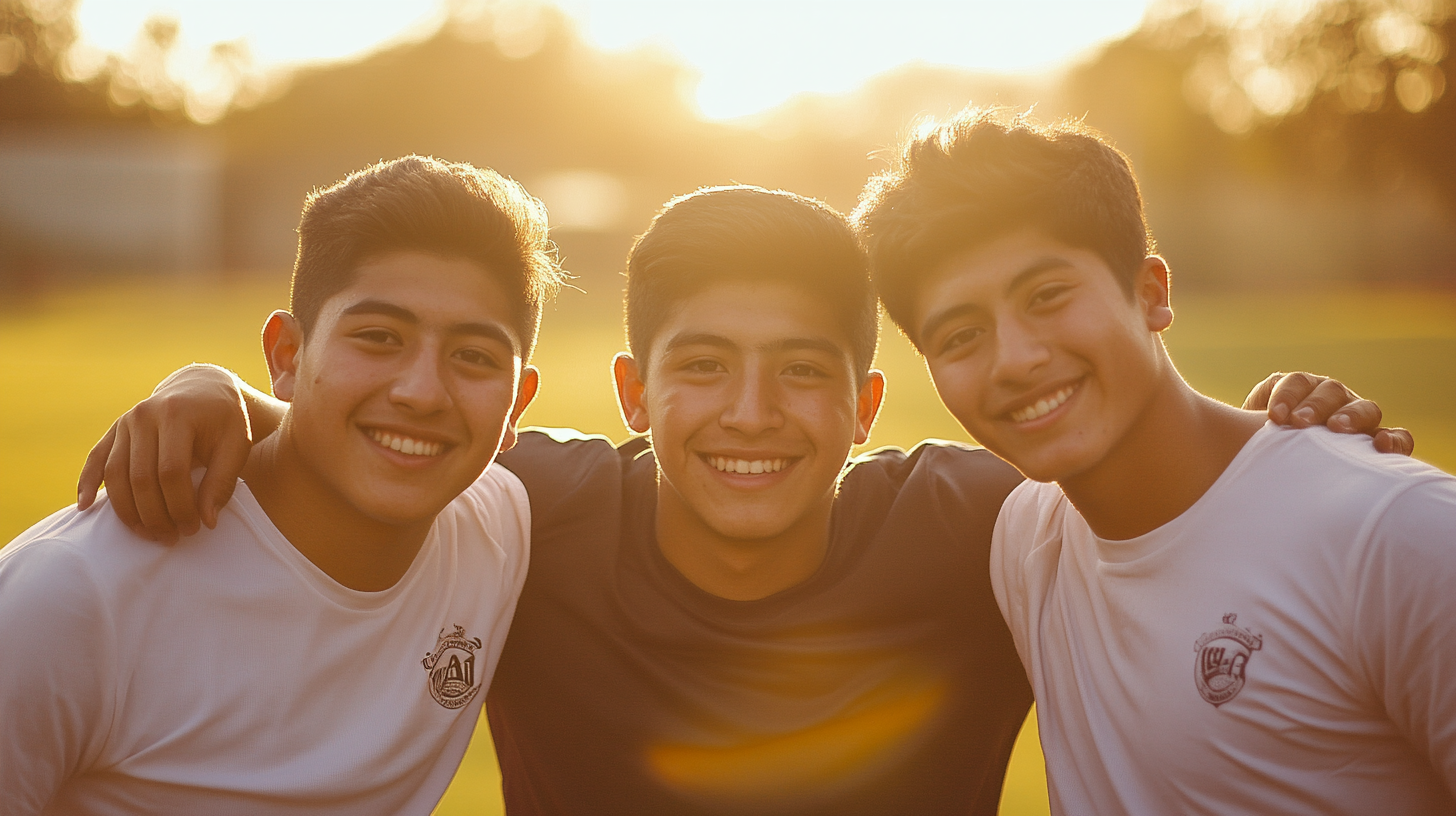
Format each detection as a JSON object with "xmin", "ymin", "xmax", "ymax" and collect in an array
[
  {"xmin": 702, "ymin": 454, "xmax": 795, "ymax": 475},
  {"xmin": 1008, "ymin": 383, "xmax": 1078, "ymax": 424},
  {"xmin": 366, "ymin": 428, "xmax": 448, "ymax": 457}
]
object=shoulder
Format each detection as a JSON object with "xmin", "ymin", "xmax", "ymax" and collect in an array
[
  {"xmin": 448, "ymin": 464, "xmax": 533, "ymax": 557},
  {"xmin": 0, "ymin": 505, "xmax": 130, "ymax": 644},
  {"xmin": 835, "ymin": 440, "xmax": 1024, "ymax": 548},
  {"xmin": 1263, "ymin": 424, "xmax": 1446, "ymax": 486},
  {"xmin": 2, "ymin": 497, "xmax": 163, "ymax": 593},
  {"xmin": 497, "ymin": 428, "xmax": 642, "ymax": 492},
  {"xmin": 1355, "ymin": 473, "xmax": 1456, "ymax": 583},
  {"xmin": 992, "ymin": 478, "xmax": 1070, "ymax": 560},
  {"xmin": 1249, "ymin": 426, "xmax": 1451, "ymax": 523},
  {"xmin": 845, "ymin": 440, "xmax": 1023, "ymax": 504}
]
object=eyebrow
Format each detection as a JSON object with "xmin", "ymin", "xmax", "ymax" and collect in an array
[
  {"xmin": 918, "ymin": 255, "xmax": 1075, "ymax": 343},
  {"xmin": 340, "ymin": 299, "xmax": 520, "ymax": 353},
  {"xmin": 662, "ymin": 332, "xmax": 848, "ymax": 360}
]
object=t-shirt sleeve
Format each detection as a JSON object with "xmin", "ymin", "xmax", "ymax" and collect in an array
[
  {"xmin": 1350, "ymin": 477, "xmax": 1456, "ymax": 796},
  {"xmin": 989, "ymin": 480, "xmax": 1041, "ymax": 672},
  {"xmin": 0, "ymin": 539, "xmax": 116, "ymax": 813}
]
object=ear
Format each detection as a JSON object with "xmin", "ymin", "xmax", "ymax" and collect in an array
[
  {"xmin": 262, "ymin": 310, "xmax": 304, "ymax": 401},
  {"xmin": 498, "ymin": 364, "xmax": 540, "ymax": 452},
  {"xmin": 1136, "ymin": 256, "xmax": 1173, "ymax": 333},
  {"xmin": 613, "ymin": 352, "xmax": 652, "ymax": 434},
  {"xmin": 853, "ymin": 369, "xmax": 887, "ymax": 446}
]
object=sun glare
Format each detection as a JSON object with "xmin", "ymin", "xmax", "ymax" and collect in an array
[
  {"xmin": 558, "ymin": 0, "xmax": 1150, "ymax": 119},
  {"xmin": 71, "ymin": 0, "xmax": 1319, "ymax": 121}
]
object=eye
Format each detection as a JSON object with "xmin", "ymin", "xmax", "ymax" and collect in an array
[
  {"xmin": 454, "ymin": 347, "xmax": 502, "ymax": 369},
  {"xmin": 351, "ymin": 327, "xmax": 401, "ymax": 347},
  {"xmin": 783, "ymin": 362, "xmax": 826, "ymax": 378},
  {"xmin": 1029, "ymin": 283, "xmax": 1072, "ymax": 309},
  {"xmin": 682, "ymin": 358, "xmax": 726, "ymax": 375},
  {"xmin": 940, "ymin": 325, "xmax": 985, "ymax": 354}
]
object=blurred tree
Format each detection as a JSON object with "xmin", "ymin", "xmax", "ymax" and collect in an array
[
  {"xmin": 0, "ymin": 0, "xmax": 194, "ymax": 124},
  {"xmin": 0, "ymin": 0, "xmax": 112, "ymax": 121},
  {"xmin": 1072, "ymin": 0, "xmax": 1455, "ymax": 203}
]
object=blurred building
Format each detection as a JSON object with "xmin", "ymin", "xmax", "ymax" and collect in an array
[{"xmin": 0, "ymin": 127, "xmax": 223, "ymax": 278}]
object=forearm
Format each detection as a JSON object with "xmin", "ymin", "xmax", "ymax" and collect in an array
[
  {"xmin": 157, "ymin": 364, "xmax": 286, "ymax": 442},
  {"xmin": 238, "ymin": 377, "xmax": 286, "ymax": 441}
]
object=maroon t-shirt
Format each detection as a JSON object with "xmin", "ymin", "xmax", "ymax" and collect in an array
[{"xmin": 490, "ymin": 430, "xmax": 1029, "ymax": 815}]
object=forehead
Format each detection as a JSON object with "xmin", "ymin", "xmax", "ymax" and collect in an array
[
  {"xmin": 916, "ymin": 230, "xmax": 1107, "ymax": 323},
  {"xmin": 652, "ymin": 280, "xmax": 856, "ymax": 358},
  {"xmin": 319, "ymin": 251, "xmax": 518, "ymax": 337}
]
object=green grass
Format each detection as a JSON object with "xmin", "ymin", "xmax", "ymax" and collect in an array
[{"xmin": 2, "ymin": 277, "xmax": 1452, "ymax": 815}]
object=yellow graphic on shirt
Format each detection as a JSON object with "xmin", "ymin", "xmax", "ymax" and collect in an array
[{"xmin": 647, "ymin": 673, "xmax": 947, "ymax": 804}]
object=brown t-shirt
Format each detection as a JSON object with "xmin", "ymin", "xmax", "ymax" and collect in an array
[{"xmin": 490, "ymin": 429, "xmax": 1029, "ymax": 815}]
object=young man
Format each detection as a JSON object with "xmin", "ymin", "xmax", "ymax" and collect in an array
[
  {"xmin": 76, "ymin": 185, "xmax": 1389, "ymax": 814},
  {"xmin": 856, "ymin": 109, "xmax": 1456, "ymax": 814},
  {"xmin": 0, "ymin": 156, "xmax": 560, "ymax": 813}
]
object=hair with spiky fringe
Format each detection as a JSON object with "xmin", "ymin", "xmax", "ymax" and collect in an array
[
  {"xmin": 854, "ymin": 108, "xmax": 1154, "ymax": 346},
  {"xmin": 625, "ymin": 185, "xmax": 879, "ymax": 380},
  {"xmin": 291, "ymin": 155, "xmax": 563, "ymax": 360}
]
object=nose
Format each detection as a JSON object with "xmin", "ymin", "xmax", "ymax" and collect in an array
[
  {"xmin": 990, "ymin": 316, "xmax": 1051, "ymax": 387},
  {"xmin": 719, "ymin": 362, "xmax": 784, "ymax": 436},
  {"xmin": 390, "ymin": 345, "xmax": 452, "ymax": 415}
]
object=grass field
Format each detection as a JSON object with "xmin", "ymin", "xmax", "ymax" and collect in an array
[{"xmin": 2, "ymin": 275, "xmax": 1452, "ymax": 815}]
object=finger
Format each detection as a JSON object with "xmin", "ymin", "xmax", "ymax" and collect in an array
[
  {"xmin": 1326, "ymin": 399, "xmax": 1382, "ymax": 436},
  {"xmin": 1266, "ymin": 372, "xmax": 1326, "ymax": 426},
  {"xmin": 1285, "ymin": 376, "xmax": 1354, "ymax": 428},
  {"xmin": 126, "ymin": 421, "xmax": 179, "ymax": 544},
  {"xmin": 77, "ymin": 423, "xmax": 118, "ymax": 510},
  {"xmin": 157, "ymin": 425, "xmax": 202, "ymax": 536},
  {"xmin": 1373, "ymin": 428, "xmax": 1415, "ymax": 456},
  {"xmin": 103, "ymin": 423, "xmax": 141, "ymax": 530},
  {"xmin": 197, "ymin": 433, "xmax": 250, "ymax": 529},
  {"xmin": 1242, "ymin": 372, "xmax": 1283, "ymax": 415}
]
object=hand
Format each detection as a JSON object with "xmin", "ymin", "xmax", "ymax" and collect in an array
[
  {"xmin": 1243, "ymin": 372, "xmax": 1415, "ymax": 456},
  {"xmin": 77, "ymin": 365, "xmax": 254, "ymax": 543}
]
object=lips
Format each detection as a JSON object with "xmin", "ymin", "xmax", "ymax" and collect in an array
[
  {"xmin": 1008, "ymin": 382, "xmax": 1078, "ymax": 424},
  {"xmin": 365, "ymin": 427, "xmax": 449, "ymax": 457},
  {"xmin": 702, "ymin": 454, "xmax": 794, "ymax": 474}
]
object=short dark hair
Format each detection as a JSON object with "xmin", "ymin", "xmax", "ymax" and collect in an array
[
  {"xmin": 854, "ymin": 108, "xmax": 1154, "ymax": 344},
  {"xmin": 291, "ymin": 155, "xmax": 563, "ymax": 360},
  {"xmin": 625, "ymin": 185, "xmax": 878, "ymax": 379}
]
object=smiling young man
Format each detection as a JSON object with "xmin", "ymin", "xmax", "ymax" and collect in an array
[
  {"xmin": 74, "ymin": 183, "xmax": 1392, "ymax": 815},
  {"xmin": 0, "ymin": 156, "xmax": 560, "ymax": 814},
  {"xmin": 856, "ymin": 110, "xmax": 1456, "ymax": 814}
]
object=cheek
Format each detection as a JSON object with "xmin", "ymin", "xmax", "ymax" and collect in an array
[
  {"xmin": 461, "ymin": 383, "xmax": 520, "ymax": 433},
  {"xmin": 649, "ymin": 385, "xmax": 717, "ymax": 434}
]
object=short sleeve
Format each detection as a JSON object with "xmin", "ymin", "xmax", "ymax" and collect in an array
[
  {"xmin": 989, "ymin": 480, "xmax": 1043, "ymax": 675},
  {"xmin": 0, "ymin": 539, "xmax": 116, "ymax": 813},
  {"xmin": 1350, "ymin": 477, "xmax": 1456, "ymax": 797}
]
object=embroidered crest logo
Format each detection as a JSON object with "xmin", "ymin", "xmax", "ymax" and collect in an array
[
  {"xmin": 422, "ymin": 625, "xmax": 484, "ymax": 710},
  {"xmin": 1194, "ymin": 613, "xmax": 1262, "ymax": 707}
]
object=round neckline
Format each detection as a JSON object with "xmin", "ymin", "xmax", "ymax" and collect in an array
[{"xmin": 229, "ymin": 480, "xmax": 444, "ymax": 612}]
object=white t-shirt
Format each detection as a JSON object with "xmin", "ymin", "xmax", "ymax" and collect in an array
[
  {"xmin": 0, "ymin": 465, "xmax": 530, "ymax": 816},
  {"xmin": 991, "ymin": 423, "xmax": 1456, "ymax": 816}
]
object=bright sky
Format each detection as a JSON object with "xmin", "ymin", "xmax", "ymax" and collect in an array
[{"xmin": 72, "ymin": 0, "xmax": 1291, "ymax": 120}]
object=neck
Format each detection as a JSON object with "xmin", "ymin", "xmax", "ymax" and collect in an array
[
  {"xmin": 1059, "ymin": 371, "xmax": 1265, "ymax": 541},
  {"xmin": 654, "ymin": 483, "xmax": 833, "ymax": 602},
  {"xmin": 243, "ymin": 420, "xmax": 431, "ymax": 592}
]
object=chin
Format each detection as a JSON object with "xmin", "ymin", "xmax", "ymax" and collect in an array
[
  {"xmin": 704, "ymin": 513, "xmax": 796, "ymax": 543},
  {"xmin": 352, "ymin": 492, "xmax": 454, "ymax": 527}
]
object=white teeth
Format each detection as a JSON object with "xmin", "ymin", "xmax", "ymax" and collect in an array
[
  {"xmin": 367, "ymin": 429, "xmax": 445, "ymax": 457},
  {"xmin": 1010, "ymin": 385, "xmax": 1076, "ymax": 423},
  {"xmin": 707, "ymin": 456, "xmax": 789, "ymax": 474}
]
